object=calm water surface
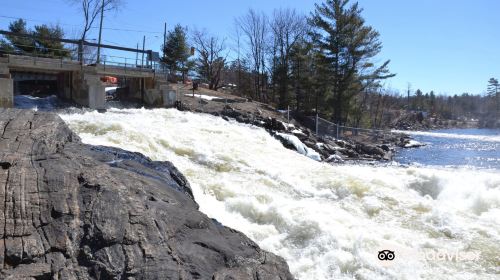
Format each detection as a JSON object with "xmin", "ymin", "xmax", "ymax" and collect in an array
[{"xmin": 395, "ymin": 128, "xmax": 500, "ymax": 169}]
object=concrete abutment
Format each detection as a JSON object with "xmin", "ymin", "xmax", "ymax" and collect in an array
[
  {"xmin": 0, "ymin": 66, "xmax": 13, "ymax": 107},
  {"xmin": 0, "ymin": 55, "xmax": 174, "ymax": 109}
]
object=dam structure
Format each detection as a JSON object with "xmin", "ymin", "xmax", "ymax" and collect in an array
[{"xmin": 0, "ymin": 31, "xmax": 175, "ymax": 109}]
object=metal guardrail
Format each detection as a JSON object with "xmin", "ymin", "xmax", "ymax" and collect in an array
[
  {"xmin": 1, "ymin": 43, "xmax": 158, "ymax": 75},
  {"xmin": 3, "ymin": 53, "xmax": 158, "ymax": 78}
]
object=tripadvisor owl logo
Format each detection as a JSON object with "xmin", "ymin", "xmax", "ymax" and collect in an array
[
  {"xmin": 374, "ymin": 241, "xmax": 481, "ymax": 268},
  {"xmin": 378, "ymin": 250, "xmax": 395, "ymax": 261}
]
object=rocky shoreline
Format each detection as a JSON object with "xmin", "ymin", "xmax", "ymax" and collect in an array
[
  {"xmin": 390, "ymin": 111, "xmax": 481, "ymax": 131},
  {"xmin": 0, "ymin": 109, "xmax": 293, "ymax": 279},
  {"xmin": 180, "ymin": 95, "xmax": 415, "ymax": 163}
]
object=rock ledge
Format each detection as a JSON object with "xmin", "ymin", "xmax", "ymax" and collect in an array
[{"xmin": 0, "ymin": 109, "xmax": 293, "ymax": 280}]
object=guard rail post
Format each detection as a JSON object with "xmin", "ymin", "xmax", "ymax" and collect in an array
[{"xmin": 315, "ymin": 114, "xmax": 319, "ymax": 135}]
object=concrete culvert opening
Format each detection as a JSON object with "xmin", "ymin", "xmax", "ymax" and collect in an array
[{"xmin": 12, "ymin": 71, "xmax": 67, "ymax": 110}]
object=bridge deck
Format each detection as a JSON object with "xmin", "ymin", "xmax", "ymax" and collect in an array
[{"xmin": 1, "ymin": 55, "xmax": 156, "ymax": 78}]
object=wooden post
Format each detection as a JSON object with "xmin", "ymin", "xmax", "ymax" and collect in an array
[{"xmin": 315, "ymin": 114, "xmax": 319, "ymax": 135}]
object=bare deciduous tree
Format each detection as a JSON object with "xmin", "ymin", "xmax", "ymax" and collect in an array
[
  {"xmin": 192, "ymin": 29, "xmax": 227, "ymax": 91},
  {"xmin": 236, "ymin": 9, "xmax": 268, "ymax": 101},
  {"xmin": 70, "ymin": 0, "xmax": 122, "ymax": 60},
  {"xmin": 231, "ymin": 23, "xmax": 243, "ymax": 94},
  {"xmin": 270, "ymin": 8, "xmax": 307, "ymax": 108}
]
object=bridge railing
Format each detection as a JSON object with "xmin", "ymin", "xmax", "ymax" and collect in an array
[
  {"xmin": 3, "ymin": 54, "xmax": 82, "ymax": 72},
  {"xmin": 1, "ymin": 43, "xmax": 157, "ymax": 74},
  {"xmin": 1, "ymin": 44, "xmax": 74, "ymax": 63},
  {"xmin": 86, "ymin": 54, "xmax": 156, "ymax": 74}
]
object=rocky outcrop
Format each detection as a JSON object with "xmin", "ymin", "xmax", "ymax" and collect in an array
[
  {"xmin": 0, "ymin": 109, "xmax": 293, "ymax": 280},
  {"xmin": 179, "ymin": 94, "xmax": 406, "ymax": 162},
  {"xmin": 391, "ymin": 110, "xmax": 480, "ymax": 131},
  {"xmin": 209, "ymin": 105, "xmax": 397, "ymax": 162},
  {"xmin": 391, "ymin": 111, "xmax": 427, "ymax": 130}
]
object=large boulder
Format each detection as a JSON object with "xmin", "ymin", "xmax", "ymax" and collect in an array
[
  {"xmin": 355, "ymin": 143, "xmax": 386, "ymax": 157},
  {"xmin": 0, "ymin": 109, "xmax": 293, "ymax": 280}
]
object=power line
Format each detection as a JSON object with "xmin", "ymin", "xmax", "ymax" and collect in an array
[
  {"xmin": 0, "ymin": 15, "xmax": 163, "ymax": 34},
  {"xmin": 0, "ymin": 30, "xmax": 151, "ymax": 54}
]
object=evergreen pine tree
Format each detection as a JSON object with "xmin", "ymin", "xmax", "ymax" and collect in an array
[
  {"xmin": 1, "ymin": 19, "xmax": 69, "ymax": 57},
  {"xmin": 5, "ymin": 19, "xmax": 35, "ymax": 54},
  {"xmin": 33, "ymin": 24, "xmax": 70, "ymax": 57},
  {"xmin": 162, "ymin": 25, "xmax": 193, "ymax": 80},
  {"xmin": 487, "ymin": 78, "xmax": 500, "ymax": 114},
  {"xmin": 309, "ymin": 0, "xmax": 394, "ymax": 123}
]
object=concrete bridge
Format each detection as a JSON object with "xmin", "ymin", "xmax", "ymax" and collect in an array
[
  {"xmin": 0, "ymin": 54, "xmax": 175, "ymax": 109},
  {"xmin": 0, "ymin": 29, "xmax": 179, "ymax": 109}
]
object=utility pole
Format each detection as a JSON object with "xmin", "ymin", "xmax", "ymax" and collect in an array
[
  {"xmin": 163, "ymin": 22, "xmax": 167, "ymax": 48},
  {"xmin": 163, "ymin": 22, "xmax": 167, "ymax": 73},
  {"xmin": 135, "ymin": 43, "xmax": 139, "ymax": 66},
  {"xmin": 141, "ymin": 36, "xmax": 146, "ymax": 68},
  {"xmin": 96, "ymin": 0, "xmax": 105, "ymax": 64}
]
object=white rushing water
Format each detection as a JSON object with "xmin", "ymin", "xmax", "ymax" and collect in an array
[{"xmin": 60, "ymin": 108, "xmax": 500, "ymax": 280}]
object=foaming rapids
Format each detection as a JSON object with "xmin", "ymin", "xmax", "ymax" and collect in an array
[{"xmin": 60, "ymin": 108, "xmax": 500, "ymax": 280}]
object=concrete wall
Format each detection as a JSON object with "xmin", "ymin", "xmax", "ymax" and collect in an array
[
  {"xmin": 162, "ymin": 87, "xmax": 177, "ymax": 107},
  {"xmin": 124, "ymin": 78, "xmax": 143, "ymax": 102},
  {"xmin": 63, "ymin": 72, "xmax": 105, "ymax": 110},
  {"xmin": 70, "ymin": 71, "xmax": 88, "ymax": 107},
  {"xmin": 86, "ymin": 75, "xmax": 106, "ymax": 110},
  {"xmin": 0, "ymin": 66, "xmax": 13, "ymax": 107},
  {"xmin": 144, "ymin": 80, "xmax": 173, "ymax": 107},
  {"xmin": 0, "ymin": 78, "xmax": 13, "ymax": 108},
  {"xmin": 57, "ymin": 72, "xmax": 73, "ymax": 101},
  {"xmin": 122, "ymin": 77, "xmax": 158, "ymax": 105}
]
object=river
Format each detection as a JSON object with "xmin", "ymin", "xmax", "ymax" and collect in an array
[
  {"xmin": 394, "ymin": 128, "xmax": 500, "ymax": 170},
  {"xmin": 54, "ymin": 108, "xmax": 499, "ymax": 280}
]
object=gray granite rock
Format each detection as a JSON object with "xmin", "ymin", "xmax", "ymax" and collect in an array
[{"xmin": 0, "ymin": 109, "xmax": 293, "ymax": 280}]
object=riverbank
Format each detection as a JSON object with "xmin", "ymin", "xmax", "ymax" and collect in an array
[
  {"xmin": 178, "ymin": 89, "xmax": 412, "ymax": 162},
  {"xmin": 13, "ymin": 91, "xmax": 419, "ymax": 162},
  {"xmin": 390, "ymin": 110, "xmax": 483, "ymax": 131},
  {"xmin": 0, "ymin": 109, "xmax": 293, "ymax": 279}
]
